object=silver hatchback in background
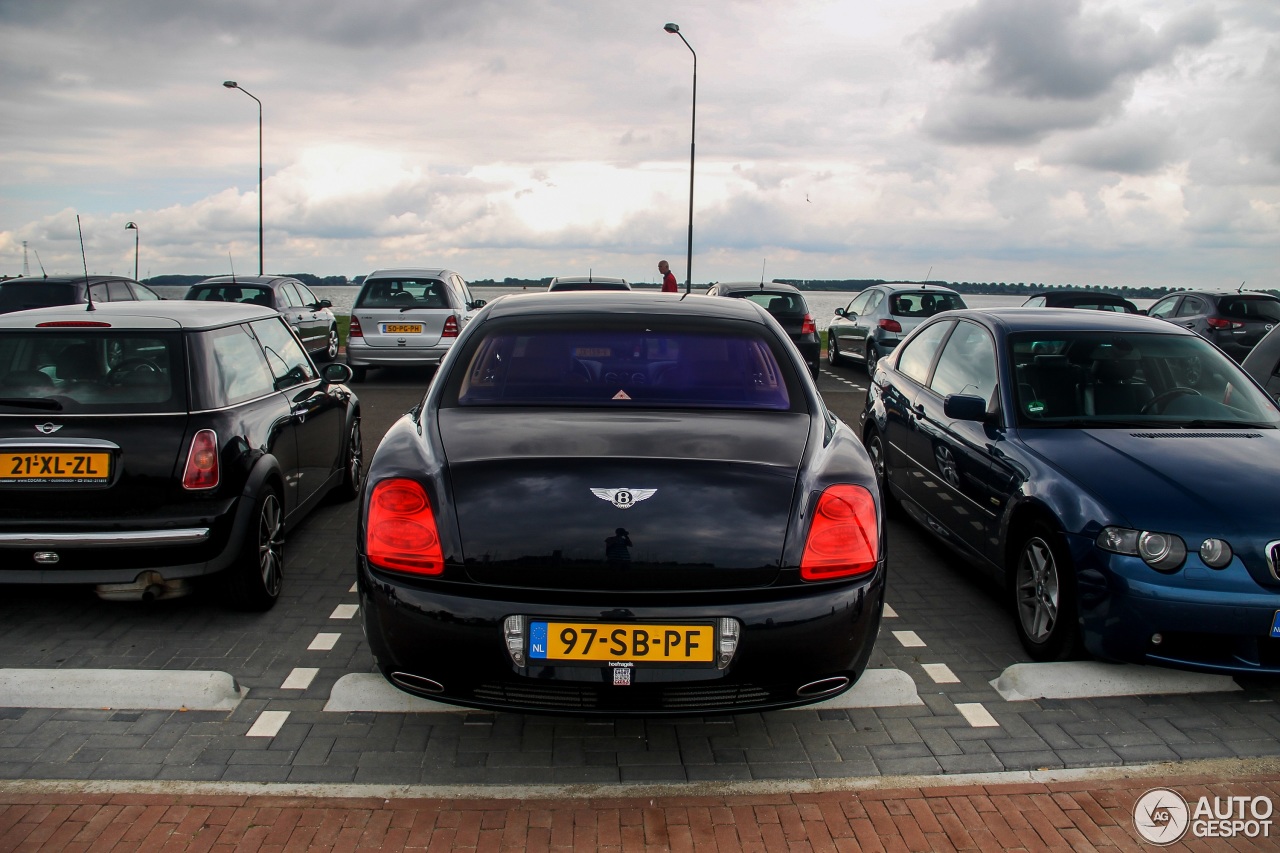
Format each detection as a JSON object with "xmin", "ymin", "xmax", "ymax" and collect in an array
[
  {"xmin": 345, "ymin": 268, "xmax": 486, "ymax": 382},
  {"xmin": 827, "ymin": 282, "xmax": 967, "ymax": 375}
]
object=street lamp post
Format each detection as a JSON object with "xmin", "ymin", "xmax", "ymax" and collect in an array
[
  {"xmin": 223, "ymin": 81, "xmax": 264, "ymax": 275},
  {"xmin": 124, "ymin": 221, "xmax": 139, "ymax": 281},
  {"xmin": 664, "ymin": 22, "xmax": 696, "ymax": 295}
]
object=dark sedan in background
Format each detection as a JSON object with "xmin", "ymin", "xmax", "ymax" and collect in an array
[
  {"xmin": 705, "ymin": 281, "xmax": 821, "ymax": 379},
  {"xmin": 0, "ymin": 275, "xmax": 161, "ymax": 314},
  {"xmin": 359, "ymin": 292, "xmax": 885, "ymax": 715},
  {"xmin": 1146, "ymin": 290, "xmax": 1280, "ymax": 362},
  {"xmin": 185, "ymin": 275, "xmax": 340, "ymax": 362},
  {"xmin": 0, "ymin": 302, "xmax": 361, "ymax": 610},
  {"xmin": 861, "ymin": 307, "xmax": 1280, "ymax": 674}
]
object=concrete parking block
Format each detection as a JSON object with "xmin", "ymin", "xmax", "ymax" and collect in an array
[
  {"xmin": 990, "ymin": 662, "xmax": 1242, "ymax": 702},
  {"xmin": 0, "ymin": 669, "xmax": 244, "ymax": 711}
]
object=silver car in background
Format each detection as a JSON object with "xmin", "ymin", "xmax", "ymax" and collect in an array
[
  {"xmin": 345, "ymin": 268, "xmax": 486, "ymax": 382},
  {"xmin": 827, "ymin": 282, "xmax": 966, "ymax": 375}
]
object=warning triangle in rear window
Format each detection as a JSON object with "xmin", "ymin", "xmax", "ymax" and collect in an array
[{"xmin": 612, "ymin": 390, "xmax": 631, "ymax": 400}]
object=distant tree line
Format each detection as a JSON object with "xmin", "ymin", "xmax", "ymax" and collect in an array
[{"xmin": 144, "ymin": 273, "xmax": 353, "ymax": 288}]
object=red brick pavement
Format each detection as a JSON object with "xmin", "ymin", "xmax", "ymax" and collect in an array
[{"xmin": 2, "ymin": 770, "xmax": 1278, "ymax": 852}]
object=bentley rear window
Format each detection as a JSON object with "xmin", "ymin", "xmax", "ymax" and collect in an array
[
  {"xmin": 0, "ymin": 332, "xmax": 184, "ymax": 413},
  {"xmin": 451, "ymin": 323, "xmax": 797, "ymax": 410}
]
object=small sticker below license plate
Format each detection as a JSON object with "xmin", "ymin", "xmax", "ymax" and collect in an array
[{"xmin": 612, "ymin": 667, "xmax": 632, "ymax": 686}]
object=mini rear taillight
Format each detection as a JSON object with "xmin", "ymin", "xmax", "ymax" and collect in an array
[
  {"xmin": 878, "ymin": 318, "xmax": 903, "ymax": 333},
  {"xmin": 36, "ymin": 321, "xmax": 111, "ymax": 327},
  {"xmin": 182, "ymin": 429, "xmax": 219, "ymax": 490},
  {"xmin": 442, "ymin": 316, "xmax": 460, "ymax": 338},
  {"xmin": 349, "ymin": 316, "xmax": 363, "ymax": 338},
  {"xmin": 1206, "ymin": 317, "xmax": 1243, "ymax": 330},
  {"xmin": 366, "ymin": 479, "xmax": 445, "ymax": 575},
  {"xmin": 800, "ymin": 484, "xmax": 878, "ymax": 581},
  {"xmin": 801, "ymin": 314, "xmax": 817, "ymax": 336}
]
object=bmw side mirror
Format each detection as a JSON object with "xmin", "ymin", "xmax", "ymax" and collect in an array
[
  {"xmin": 943, "ymin": 393, "xmax": 989, "ymax": 423},
  {"xmin": 323, "ymin": 362, "xmax": 354, "ymax": 384}
]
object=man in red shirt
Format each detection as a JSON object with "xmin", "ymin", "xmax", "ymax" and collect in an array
[{"xmin": 658, "ymin": 259, "xmax": 678, "ymax": 293}]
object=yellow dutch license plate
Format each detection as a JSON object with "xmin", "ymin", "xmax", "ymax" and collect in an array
[
  {"xmin": 382, "ymin": 323, "xmax": 423, "ymax": 334},
  {"xmin": 529, "ymin": 621, "xmax": 715, "ymax": 664},
  {"xmin": 2, "ymin": 452, "xmax": 111, "ymax": 482}
]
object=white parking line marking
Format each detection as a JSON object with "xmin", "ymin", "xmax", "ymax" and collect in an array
[
  {"xmin": 246, "ymin": 710, "xmax": 290, "ymax": 737},
  {"xmin": 922, "ymin": 663, "xmax": 960, "ymax": 684},
  {"xmin": 883, "ymin": 604, "xmax": 898, "ymax": 618},
  {"xmin": 349, "ymin": 583, "xmax": 357, "ymax": 594},
  {"xmin": 330, "ymin": 604, "xmax": 359, "ymax": 620},
  {"xmin": 892, "ymin": 630, "xmax": 926, "ymax": 648},
  {"xmin": 956, "ymin": 702, "xmax": 1000, "ymax": 728},
  {"xmin": 281, "ymin": 667, "xmax": 318, "ymax": 690},
  {"xmin": 308, "ymin": 633, "xmax": 341, "ymax": 651}
]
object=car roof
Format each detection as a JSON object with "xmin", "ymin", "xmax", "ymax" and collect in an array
[
  {"xmin": 0, "ymin": 275, "xmax": 137, "ymax": 286},
  {"xmin": 941, "ymin": 306, "xmax": 1197, "ymax": 336},
  {"xmin": 482, "ymin": 291, "xmax": 770, "ymax": 323},
  {"xmin": 549, "ymin": 276, "xmax": 629, "ymax": 284},
  {"xmin": 1164, "ymin": 290, "xmax": 1280, "ymax": 300},
  {"xmin": 713, "ymin": 281, "xmax": 804, "ymax": 294},
  {"xmin": 364, "ymin": 268, "xmax": 453, "ymax": 279},
  {"xmin": 194, "ymin": 275, "xmax": 294, "ymax": 288},
  {"xmin": 0, "ymin": 300, "xmax": 277, "ymax": 331},
  {"xmin": 1028, "ymin": 290, "xmax": 1130, "ymax": 300},
  {"xmin": 871, "ymin": 282, "xmax": 962, "ymax": 293}
]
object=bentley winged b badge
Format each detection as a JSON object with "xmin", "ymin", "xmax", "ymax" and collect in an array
[{"xmin": 591, "ymin": 488, "xmax": 657, "ymax": 510}]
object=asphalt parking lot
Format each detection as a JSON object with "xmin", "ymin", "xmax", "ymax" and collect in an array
[{"xmin": 1, "ymin": 362, "xmax": 1279, "ymax": 788}]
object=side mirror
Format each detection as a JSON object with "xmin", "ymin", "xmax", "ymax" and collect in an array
[
  {"xmin": 1137, "ymin": 308, "xmax": 1149, "ymax": 315},
  {"xmin": 470, "ymin": 299, "xmax": 487, "ymax": 310},
  {"xmin": 943, "ymin": 393, "xmax": 989, "ymax": 423},
  {"xmin": 317, "ymin": 299, "xmax": 333, "ymax": 309},
  {"xmin": 323, "ymin": 362, "xmax": 354, "ymax": 384},
  {"xmin": 835, "ymin": 308, "xmax": 847, "ymax": 318}
]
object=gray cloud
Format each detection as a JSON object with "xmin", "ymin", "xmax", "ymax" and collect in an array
[{"xmin": 923, "ymin": 0, "xmax": 1221, "ymax": 146}]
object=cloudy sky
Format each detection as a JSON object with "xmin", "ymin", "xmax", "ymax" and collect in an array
[{"xmin": 1, "ymin": 0, "xmax": 1276, "ymax": 288}]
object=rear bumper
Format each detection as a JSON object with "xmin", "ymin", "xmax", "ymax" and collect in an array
[
  {"xmin": 345, "ymin": 338, "xmax": 454, "ymax": 369},
  {"xmin": 359, "ymin": 559, "xmax": 885, "ymax": 715}
]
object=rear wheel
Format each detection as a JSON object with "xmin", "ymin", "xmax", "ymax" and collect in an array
[
  {"xmin": 827, "ymin": 334, "xmax": 843, "ymax": 365},
  {"xmin": 223, "ymin": 485, "xmax": 284, "ymax": 611},
  {"xmin": 865, "ymin": 343, "xmax": 880, "ymax": 375},
  {"xmin": 863, "ymin": 427, "xmax": 898, "ymax": 516},
  {"xmin": 1011, "ymin": 520, "xmax": 1080, "ymax": 661},
  {"xmin": 331, "ymin": 416, "xmax": 363, "ymax": 503},
  {"xmin": 319, "ymin": 327, "xmax": 339, "ymax": 362}
]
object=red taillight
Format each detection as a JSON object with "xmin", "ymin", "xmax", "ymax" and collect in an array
[
  {"xmin": 366, "ymin": 479, "xmax": 445, "ymax": 575},
  {"xmin": 878, "ymin": 318, "xmax": 903, "ymax": 333},
  {"xmin": 801, "ymin": 314, "xmax": 817, "ymax": 335},
  {"xmin": 800, "ymin": 485, "xmax": 878, "ymax": 581},
  {"xmin": 349, "ymin": 316, "xmax": 363, "ymax": 338},
  {"xmin": 182, "ymin": 429, "xmax": 219, "ymax": 490},
  {"xmin": 1206, "ymin": 317, "xmax": 1243, "ymax": 330},
  {"xmin": 442, "ymin": 316, "xmax": 460, "ymax": 338},
  {"xmin": 36, "ymin": 321, "xmax": 112, "ymax": 327}
]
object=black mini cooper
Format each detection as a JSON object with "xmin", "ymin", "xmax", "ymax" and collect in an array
[{"xmin": 0, "ymin": 301, "xmax": 361, "ymax": 609}]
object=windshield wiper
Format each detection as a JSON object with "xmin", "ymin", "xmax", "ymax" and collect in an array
[
  {"xmin": 1181, "ymin": 419, "xmax": 1276, "ymax": 430},
  {"xmin": 0, "ymin": 397, "xmax": 62, "ymax": 411}
]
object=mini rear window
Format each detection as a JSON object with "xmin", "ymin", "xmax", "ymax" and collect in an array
[
  {"xmin": 889, "ymin": 292, "xmax": 965, "ymax": 317},
  {"xmin": 0, "ymin": 331, "xmax": 184, "ymax": 413},
  {"xmin": 447, "ymin": 320, "xmax": 799, "ymax": 411}
]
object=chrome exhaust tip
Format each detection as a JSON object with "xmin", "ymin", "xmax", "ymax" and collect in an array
[
  {"xmin": 390, "ymin": 672, "xmax": 445, "ymax": 694},
  {"xmin": 796, "ymin": 676, "xmax": 850, "ymax": 698}
]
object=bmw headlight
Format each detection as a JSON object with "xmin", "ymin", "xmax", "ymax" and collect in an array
[{"xmin": 1097, "ymin": 526, "xmax": 1187, "ymax": 572}]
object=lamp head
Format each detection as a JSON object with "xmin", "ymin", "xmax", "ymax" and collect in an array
[
  {"xmin": 222, "ymin": 81, "xmax": 238, "ymax": 89},
  {"xmin": 124, "ymin": 222, "xmax": 138, "ymax": 231},
  {"xmin": 664, "ymin": 23, "xmax": 680, "ymax": 33}
]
